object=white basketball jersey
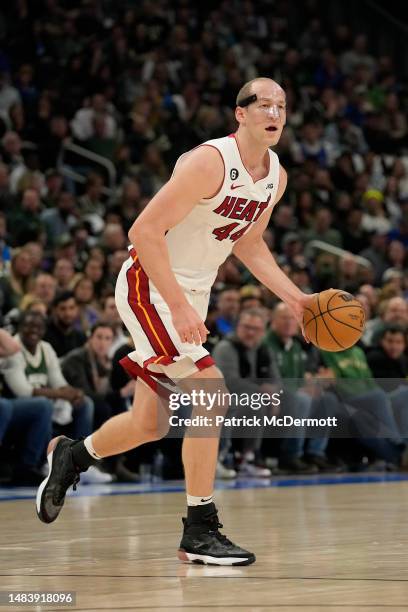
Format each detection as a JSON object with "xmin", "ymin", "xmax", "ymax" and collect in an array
[{"xmin": 165, "ymin": 135, "xmax": 280, "ymax": 291}]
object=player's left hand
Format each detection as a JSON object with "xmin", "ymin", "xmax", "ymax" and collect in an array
[{"xmin": 289, "ymin": 293, "xmax": 317, "ymax": 343}]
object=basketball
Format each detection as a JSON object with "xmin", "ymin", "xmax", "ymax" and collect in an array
[{"xmin": 303, "ymin": 289, "xmax": 365, "ymax": 352}]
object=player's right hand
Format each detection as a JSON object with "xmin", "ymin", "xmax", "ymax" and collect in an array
[{"xmin": 171, "ymin": 302, "xmax": 209, "ymax": 345}]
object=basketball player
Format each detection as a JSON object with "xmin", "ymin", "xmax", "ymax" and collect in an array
[{"xmin": 36, "ymin": 78, "xmax": 313, "ymax": 566}]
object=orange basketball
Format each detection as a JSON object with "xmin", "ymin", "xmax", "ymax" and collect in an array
[{"xmin": 303, "ymin": 289, "xmax": 365, "ymax": 352}]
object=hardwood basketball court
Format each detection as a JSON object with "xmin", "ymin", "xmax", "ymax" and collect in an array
[{"xmin": 1, "ymin": 475, "xmax": 408, "ymax": 611}]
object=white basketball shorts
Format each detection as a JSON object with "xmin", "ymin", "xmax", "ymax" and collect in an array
[{"xmin": 115, "ymin": 247, "xmax": 215, "ymax": 391}]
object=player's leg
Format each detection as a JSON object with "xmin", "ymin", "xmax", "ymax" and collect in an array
[
  {"xmin": 177, "ymin": 365, "xmax": 255, "ymax": 566},
  {"xmin": 36, "ymin": 379, "xmax": 167, "ymax": 523},
  {"xmin": 180, "ymin": 365, "xmax": 224, "ymax": 496},
  {"xmin": 91, "ymin": 380, "xmax": 168, "ymax": 455}
]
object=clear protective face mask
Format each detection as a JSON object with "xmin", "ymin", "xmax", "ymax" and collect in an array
[
  {"xmin": 261, "ymin": 103, "xmax": 282, "ymax": 119},
  {"xmin": 237, "ymin": 93, "xmax": 285, "ymax": 120}
]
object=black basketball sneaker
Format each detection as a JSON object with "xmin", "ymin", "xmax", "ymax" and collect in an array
[
  {"xmin": 178, "ymin": 503, "xmax": 255, "ymax": 565},
  {"xmin": 36, "ymin": 436, "xmax": 81, "ymax": 524}
]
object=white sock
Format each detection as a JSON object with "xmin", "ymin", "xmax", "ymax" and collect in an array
[
  {"xmin": 187, "ymin": 493, "xmax": 214, "ymax": 506},
  {"xmin": 84, "ymin": 435, "xmax": 102, "ymax": 460}
]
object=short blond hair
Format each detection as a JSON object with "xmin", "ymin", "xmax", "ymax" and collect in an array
[{"xmin": 236, "ymin": 77, "xmax": 279, "ymax": 106}]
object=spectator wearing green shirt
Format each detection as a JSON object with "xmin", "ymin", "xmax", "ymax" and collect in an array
[
  {"xmin": 321, "ymin": 344, "xmax": 408, "ymax": 468},
  {"xmin": 265, "ymin": 303, "xmax": 340, "ymax": 473}
]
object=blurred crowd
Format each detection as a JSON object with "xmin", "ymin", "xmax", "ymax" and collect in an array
[{"xmin": 1, "ymin": 0, "xmax": 408, "ymax": 485}]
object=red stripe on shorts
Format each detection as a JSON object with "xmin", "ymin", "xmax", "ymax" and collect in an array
[
  {"xmin": 195, "ymin": 355, "xmax": 215, "ymax": 370},
  {"xmin": 120, "ymin": 355, "xmax": 178, "ymax": 407},
  {"xmin": 137, "ymin": 263, "xmax": 179, "ymax": 356},
  {"xmin": 126, "ymin": 253, "xmax": 179, "ymax": 358}
]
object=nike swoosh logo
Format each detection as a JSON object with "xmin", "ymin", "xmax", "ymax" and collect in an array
[
  {"xmin": 230, "ymin": 184, "xmax": 244, "ymax": 190},
  {"xmin": 200, "ymin": 497, "xmax": 213, "ymax": 502}
]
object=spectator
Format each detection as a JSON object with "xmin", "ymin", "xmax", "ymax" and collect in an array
[
  {"xmin": 83, "ymin": 112, "xmax": 117, "ymax": 161},
  {"xmin": 239, "ymin": 285, "xmax": 264, "ymax": 311},
  {"xmin": 71, "ymin": 93, "xmax": 117, "ymax": 142},
  {"xmin": 291, "ymin": 122, "xmax": 335, "ymax": 168},
  {"xmin": 361, "ymin": 190, "xmax": 391, "ymax": 235},
  {"xmin": 381, "ymin": 269, "xmax": 404, "ymax": 297},
  {"xmin": 54, "ymin": 235, "xmax": 78, "ymax": 265},
  {"xmin": 277, "ymin": 232, "xmax": 304, "ymax": 268},
  {"xmin": 61, "ymin": 322, "xmax": 115, "ymax": 428},
  {"xmin": 7, "ymin": 188, "xmax": 44, "ymax": 245},
  {"xmin": 294, "ymin": 190, "xmax": 314, "ymax": 229},
  {"xmin": 9, "ymin": 150, "xmax": 45, "ymax": 196},
  {"xmin": 270, "ymin": 204, "xmax": 297, "ymax": 251},
  {"xmin": 100, "ymin": 223, "xmax": 127, "ymax": 257},
  {"xmin": 0, "ymin": 247, "xmax": 35, "ymax": 312},
  {"xmin": 72, "ymin": 275, "xmax": 100, "ymax": 334},
  {"xmin": 326, "ymin": 116, "xmax": 368, "ymax": 156},
  {"xmin": 30, "ymin": 273, "xmax": 57, "ymax": 307},
  {"xmin": 0, "ymin": 163, "xmax": 13, "ymax": 211},
  {"xmin": 38, "ymin": 116, "xmax": 70, "ymax": 171},
  {"xmin": 341, "ymin": 207, "xmax": 370, "ymax": 253},
  {"xmin": 21, "ymin": 296, "xmax": 48, "ymax": 317},
  {"xmin": 109, "ymin": 178, "xmax": 143, "ymax": 233},
  {"xmin": 214, "ymin": 288, "xmax": 240, "ymax": 337},
  {"xmin": 53, "ymin": 258, "xmax": 76, "ymax": 292},
  {"xmin": 290, "ymin": 263, "xmax": 313, "ymax": 294},
  {"xmin": 0, "ymin": 327, "xmax": 53, "ymax": 485},
  {"xmin": 303, "ymin": 206, "xmax": 343, "ymax": 251},
  {"xmin": 71, "ymin": 223, "xmax": 92, "ymax": 269},
  {"xmin": 368, "ymin": 296, "xmax": 408, "ymax": 346},
  {"xmin": 44, "ymin": 291, "xmax": 87, "ymax": 357},
  {"xmin": 2, "ymin": 313, "xmax": 87, "ymax": 429},
  {"xmin": 360, "ymin": 229, "xmax": 389, "ymax": 285},
  {"xmin": 265, "ymin": 303, "xmax": 338, "ymax": 473},
  {"xmin": 83, "ymin": 257, "xmax": 106, "ymax": 297},
  {"xmin": 321, "ymin": 344, "xmax": 408, "ymax": 469},
  {"xmin": 101, "ymin": 294, "xmax": 128, "ymax": 358},
  {"xmin": 24, "ymin": 241, "xmax": 44, "ymax": 272},
  {"xmin": 0, "ymin": 211, "xmax": 11, "ymax": 274},
  {"xmin": 0, "ymin": 71, "xmax": 21, "ymax": 115},
  {"xmin": 106, "ymin": 250, "xmax": 129, "ymax": 289},
  {"xmin": 213, "ymin": 308, "xmax": 278, "ymax": 478},
  {"xmin": 41, "ymin": 191, "xmax": 78, "ymax": 249},
  {"xmin": 1, "ymin": 312, "xmax": 110, "ymax": 483},
  {"xmin": 42, "ymin": 169, "xmax": 64, "ymax": 209},
  {"xmin": 385, "ymin": 240, "xmax": 406, "ymax": 273},
  {"xmin": 337, "ymin": 253, "xmax": 362, "ymax": 293},
  {"xmin": 383, "ymin": 93, "xmax": 407, "ymax": 148},
  {"xmin": 137, "ymin": 144, "xmax": 169, "ymax": 197},
  {"xmin": 340, "ymin": 34, "xmax": 376, "ymax": 76},
  {"xmin": 367, "ymin": 324, "xmax": 408, "ymax": 386},
  {"xmin": 1, "ymin": 131, "xmax": 24, "ymax": 171},
  {"xmin": 62, "ymin": 321, "xmax": 139, "ymax": 481},
  {"xmin": 78, "ymin": 172, "xmax": 105, "ymax": 232}
]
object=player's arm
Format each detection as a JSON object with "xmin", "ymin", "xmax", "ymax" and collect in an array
[
  {"xmin": 128, "ymin": 146, "xmax": 224, "ymax": 344},
  {"xmin": 232, "ymin": 166, "xmax": 313, "ymax": 331}
]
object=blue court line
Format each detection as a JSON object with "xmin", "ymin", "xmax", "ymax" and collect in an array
[{"xmin": 1, "ymin": 472, "xmax": 408, "ymax": 503}]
